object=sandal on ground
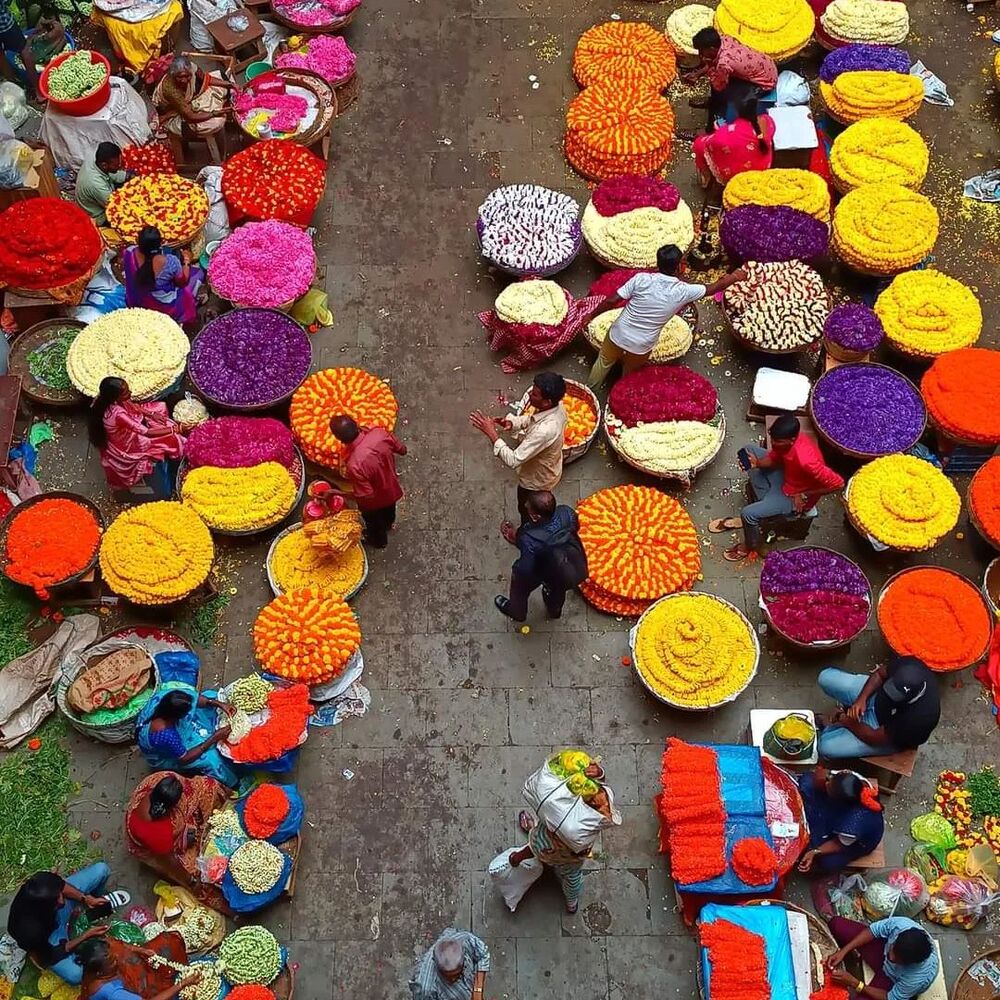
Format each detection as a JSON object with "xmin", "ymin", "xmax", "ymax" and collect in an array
[
  {"xmin": 565, "ymin": 901, "xmax": 579, "ymax": 914},
  {"xmin": 518, "ymin": 810, "xmax": 536, "ymax": 834},
  {"xmin": 723, "ymin": 545, "xmax": 750, "ymax": 562},
  {"xmin": 708, "ymin": 517, "xmax": 742, "ymax": 533},
  {"xmin": 103, "ymin": 890, "xmax": 131, "ymax": 908}
]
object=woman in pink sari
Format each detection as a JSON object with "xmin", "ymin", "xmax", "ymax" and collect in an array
[
  {"xmin": 88, "ymin": 377, "xmax": 185, "ymax": 497},
  {"xmin": 693, "ymin": 94, "xmax": 776, "ymax": 187}
]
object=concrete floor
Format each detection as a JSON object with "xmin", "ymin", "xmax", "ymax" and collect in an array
[{"xmin": 9, "ymin": 0, "xmax": 1000, "ymax": 995}]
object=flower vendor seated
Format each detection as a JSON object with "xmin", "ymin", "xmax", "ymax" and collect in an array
[
  {"xmin": 0, "ymin": 0, "xmax": 41, "ymax": 100},
  {"xmin": 152, "ymin": 54, "xmax": 230, "ymax": 142},
  {"xmin": 692, "ymin": 93, "xmax": 776, "ymax": 187},
  {"xmin": 827, "ymin": 916, "xmax": 939, "ymax": 1000},
  {"xmin": 816, "ymin": 656, "xmax": 940, "ymax": 760},
  {"xmin": 587, "ymin": 244, "xmax": 746, "ymax": 387},
  {"xmin": 797, "ymin": 767, "xmax": 884, "ymax": 874},
  {"xmin": 123, "ymin": 226, "xmax": 204, "ymax": 329},
  {"xmin": 409, "ymin": 930, "xmax": 491, "ymax": 1000},
  {"xmin": 495, "ymin": 490, "xmax": 588, "ymax": 624},
  {"xmin": 88, "ymin": 376, "xmax": 185, "ymax": 499},
  {"xmin": 6, "ymin": 868, "xmax": 131, "ymax": 985},
  {"xmin": 136, "ymin": 682, "xmax": 239, "ymax": 787},
  {"xmin": 78, "ymin": 936, "xmax": 200, "ymax": 1000},
  {"xmin": 74, "ymin": 143, "xmax": 128, "ymax": 228},
  {"xmin": 709, "ymin": 415, "xmax": 845, "ymax": 561},
  {"xmin": 329, "ymin": 414, "xmax": 407, "ymax": 550},
  {"xmin": 469, "ymin": 371, "xmax": 567, "ymax": 531}
]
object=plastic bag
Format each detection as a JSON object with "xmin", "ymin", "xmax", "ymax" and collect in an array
[
  {"xmin": 775, "ymin": 70, "xmax": 810, "ymax": 107},
  {"xmin": 289, "ymin": 287, "xmax": 333, "ymax": 329},
  {"xmin": 489, "ymin": 848, "xmax": 543, "ymax": 911},
  {"xmin": 172, "ymin": 393, "xmax": 209, "ymax": 432},
  {"xmin": 195, "ymin": 165, "xmax": 230, "ymax": 244},
  {"xmin": 860, "ymin": 868, "xmax": 929, "ymax": 920},
  {"xmin": 910, "ymin": 61, "xmax": 954, "ymax": 107},
  {"xmin": 0, "ymin": 82, "xmax": 29, "ymax": 131},
  {"xmin": 926, "ymin": 875, "xmax": 1000, "ymax": 930},
  {"xmin": 966, "ymin": 843, "xmax": 1000, "ymax": 885},
  {"xmin": 905, "ymin": 844, "xmax": 944, "ymax": 884},
  {"xmin": 910, "ymin": 812, "xmax": 958, "ymax": 867},
  {"xmin": 827, "ymin": 872, "xmax": 866, "ymax": 921},
  {"xmin": 0, "ymin": 139, "xmax": 36, "ymax": 189}
]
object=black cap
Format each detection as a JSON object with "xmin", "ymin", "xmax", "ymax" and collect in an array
[{"xmin": 883, "ymin": 656, "xmax": 930, "ymax": 704}]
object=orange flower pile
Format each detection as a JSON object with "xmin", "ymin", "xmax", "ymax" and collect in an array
[
  {"xmin": 969, "ymin": 457, "xmax": 1000, "ymax": 546},
  {"xmin": 700, "ymin": 919, "xmax": 771, "ymax": 1000},
  {"xmin": 253, "ymin": 587, "xmax": 361, "ymax": 684},
  {"xmin": 228, "ymin": 984, "xmax": 277, "ymax": 1000},
  {"xmin": 572, "ymin": 22, "xmax": 677, "ymax": 90},
  {"xmin": 289, "ymin": 368, "xmax": 398, "ymax": 467},
  {"xmin": 564, "ymin": 393, "xmax": 598, "ymax": 447},
  {"xmin": 921, "ymin": 348, "xmax": 1000, "ymax": 445},
  {"xmin": 4, "ymin": 497, "xmax": 101, "ymax": 598},
  {"xmin": 659, "ymin": 738, "xmax": 726, "ymax": 885},
  {"xmin": 878, "ymin": 568, "xmax": 992, "ymax": 672},
  {"xmin": 577, "ymin": 485, "xmax": 700, "ymax": 615},
  {"xmin": 565, "ymin": 79, "xmax": 674, "ymax": 181},
  {"xmin": 243, "ymin": 783, "xmax": 290, "ymax": 838},
  {"xmin": 731, "ymin": 837, "xmax": 778, "ymax": 886},
  {"xmin": 228, "ymin": 684, "xmax": 313, "ymax": 763}
]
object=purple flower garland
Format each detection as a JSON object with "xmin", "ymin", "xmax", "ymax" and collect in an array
[
  {"xmin": 819, "ymin": 44, "xmax": 911, "ymax": 84},
  {"xmin": 823, "ymin": 303, "xmax": 883, "ymax": 353},
  {"xmin": 720, "ymin": 205, "xmax": 829, "ymax": 263}
]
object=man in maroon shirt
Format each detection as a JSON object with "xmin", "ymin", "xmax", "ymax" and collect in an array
[
  {"xmin": 330, "ymin": 415, "xmax": 407, "ymax": 549},
  {"xmin": 709, "ymin": 415, "xmax": 844, "ymax": 561}
]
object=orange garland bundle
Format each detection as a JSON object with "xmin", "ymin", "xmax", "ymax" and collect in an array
[
  {"xmin": 700, "ymin": 920, "xmax": 771, "ymax": 1000},
  {"xmin": 564, "ymin": 393, "xmax": 598, "ymax": 447},
  {"xmin": 731, "ymin": 837, "xmax": 778, "ymax": 886},
  {"xmin": 228, "ymin": 684, "xmax": 313, "ymax": 763},
  {"xmin": 565, "ymin": 79, "xmax": 674, "ymax": 181},
  {"xmin": 969, "ymin": 456, "xmax": 1000, "ymax": 546},
  {"xmin": 572, "ymin": 22, "xmax": 677, "ymax": 90},
  {"xmin": 289, "ymin": 367, "xmax": 398, "ymax": 467},
  {"xmin": 659, "ymin": 738, "xmax": 726, "ymax": 885},
  {"xmin": 243, "ymin": 783, "xmax": 290, "ymax": 838},
  {"xmin": 577, "ymin": 485, "xmax": 700, "ymax": 615},
  {"xmin": 877, "ymin": 568, "xmax": 992, "ymax": 672},
  {"xmin": 921, "ymin": 348, "xmax": 1000, "ymax": 445},
  {"xmin": 810, "ymin": 987, "xmax": 851, "ymax": 1000}
]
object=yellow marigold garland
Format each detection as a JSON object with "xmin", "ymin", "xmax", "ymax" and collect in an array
[
  {"xmin": 181, "ymin": 462, "xmax": 297, "ymax": 532},
  {"xmin": 714, "ymin": 0, "xmax": 814, "ymax": 61},
  {"xmin": 573, "ymin": 22, "xmax": 677, "ymax": 89},
  {"xmin": 819, "ymin": 71, "xmax": 923, "ymax": 122},
  {"xmin": 581, "ymin": 201, "xmax": 695, "ymax": 266},
  {"xmin": 722, "ymin": 169, "xmax": 830, "ymax": 222},
  {"xmin": 271, "ymin": 527, "xmax": 366, "ymax": 596},
  {"xmin": 585, "ymin": 308, "xmax": 693, "ymax": 363},
  {"xmin": 829, "ymin": 119, "xmax": 929, "ymax": 192},
  {"xmin": 106, "ymin": 173, "xmax": 209, "ymax": 244}
]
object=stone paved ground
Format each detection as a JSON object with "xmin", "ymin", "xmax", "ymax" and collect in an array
[{"xmin": 6, "ymin": 0, "xmax": 1000, "ymax": 995}]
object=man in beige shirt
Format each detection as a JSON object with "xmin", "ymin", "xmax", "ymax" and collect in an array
[{"xmin": 469, "ymin": 372, "xmax": 568, "ymax": 538}]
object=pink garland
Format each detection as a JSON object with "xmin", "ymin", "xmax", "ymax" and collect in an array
[
  {"xmin": 591, "ymin": 175, "xmax": 680, "ymax": 217},
  {"xmin": 235, "ymin": 91, "xmax": 308, "ymax": 133},
  {"xmin": 276, "ymin": 35, "xmax": 356, "ymax": 84},
  {"xmin": 272, "ymin": 0, "xmax": 360, "ymax": 23},
  {"xmin": 185, "ymin": 416, "xmax": 296, "ymax": 470}
]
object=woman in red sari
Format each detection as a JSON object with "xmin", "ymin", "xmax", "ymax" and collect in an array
[{"xmin": 693, "ymin": 94, "xmax": 776, "ymax": 187}]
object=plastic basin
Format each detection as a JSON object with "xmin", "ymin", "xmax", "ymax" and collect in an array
[
  {"xmin": 40, "ymin": 50, "xmax": 111, "ymax": 117},
  {"xmin": 245, "ymin": 60, "xmax": 272, "ymax": 81}
]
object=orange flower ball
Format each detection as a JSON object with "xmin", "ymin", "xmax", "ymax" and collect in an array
[
  {"xmin": 573, "ymin": 22, "xmax": 677, "ymax": 90},
  {"xmin": 564, "ymin": 393, "xmax": 598, "ymax": 447}
]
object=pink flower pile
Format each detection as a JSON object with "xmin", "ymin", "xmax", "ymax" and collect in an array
[
  {"xmin": 235, "ymin": 90, "xmax": 309, "ymax": 133},
  {"xmin": 208, "ymin": 220, "xmax": 315, "ymax": 307},
  {"xmin": 276, "ymin": 35, "xmax": 357, "ymax": 84},
  {"xmin": 272, "ymin": 0, "xmax": 360, "ymax": 24},
  {"xmin": 608, "ymin": 365, "xmax": 718, "ymax": 426},
  {"xmin": 186, "ymin": 416, "xmax": 297, "ymax": 470}
]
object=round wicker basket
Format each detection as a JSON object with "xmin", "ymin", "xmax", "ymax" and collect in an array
[
  {"xmin": 822, "ymin": 335, "xmax": 870, "ymax": 364},
  {"xmin": 515, "ymin": 378, "xmax": 599, "ymax": 465},
  {"xmin": 721, "ymin": 295, "xmax": 826, "ymax": 355},
  {"xmin": 8, "ymin": 319, "xmax": 86, "ymax": 406},
  {"xmin": 475, "ymin": 216, "xmax": 582, "ymax": 278},
  {"xmin": 267, "ymin": 3, "xmax": 354, "ymax": 33},
  {"xmin": 264, "ymin": 521, "xmax": 369, "ymax": 599},
  {"xmin": 236, "ymin": 67, "xmax": 336, "ymax": 146},
  {"xmin": 968, "ymin": 463, "xmax": 1000, "ymax": 550},
  {"xmin": 983, "ymin": 558, "xmax": 1000, "ymax": 619}
]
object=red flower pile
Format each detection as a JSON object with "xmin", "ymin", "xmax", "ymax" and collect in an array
[
  {"xmin": 810, "ymin": 986, "xmax": 851, "ymax": 1000},
  {"xmin": 700, "ymin": 920, "xmax": 771, "ymax": 1000},
  {"xmin": 731, "ymin": 837, "xmax": 778, "ymax": 886},
  {"xmin": 591, "ymin": 175, "xmax": 680, "ymax": 217},
  {"xmin": 588, "ymin": 267, "xmax": 654, "ymax": 301},
  {"xmin": 228, "ymin": 684, "xmax": 313, "ymax": 763},
  {"xmin": 608, "ymin": 365, "xmax": 717, "ymax": 426},
  {"xmin": 0, "ymin": 199, "xmax": 102, "ymax": 290},
  {"xmin": 222, "ymin": 140, "xmax": 326, "ymax": 225},
  {"xmin": 227, "ymin": 988, "xmax": 277, "ymax": 1000},
  {"xmin": 243, "ymin": 784, "xmax": 291, "ymax": 838},
  {"xmin": 121, "ymin": 143, "xmax": 176, "ymax": 175}
]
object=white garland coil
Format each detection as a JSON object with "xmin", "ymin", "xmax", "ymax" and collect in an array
[
  {"xmin": 615, "ymin": 420, "xmax": 723, "ymax": 474},
  {"xmin": 226, "ymin": 709, "xmax": 253, "ymax": 744},
  {"xmin": 229, "ymin": 839, "xmax": 286, "ymax": 894}
]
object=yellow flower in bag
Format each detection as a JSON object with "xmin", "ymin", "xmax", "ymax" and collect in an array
[{"xmin": 557, "ymin": 749, "xmax": 592, "ymax": 773}]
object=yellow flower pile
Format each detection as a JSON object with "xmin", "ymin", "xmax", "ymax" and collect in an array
[
  {"xmin": 847, "ymin": 454, "xmax": 960, "ymax": 550},
  {"xmin": 722, "ymin": 169, "xmax": 830, "ymax": 222},
  {"xmin": 829, "ymin": 119, "xmax": 929, "ymax": 192},
  {"xmin": 666, "ymin": 4, "xmax": 716, "ymax": 56},
  {"xmin": 302, "ymin": 508, "xmax": 364, "ymax": 554},
  {"xmin": 832, "ymin": 183, "xmax": 938, "ymax": 274},
  {"xmin": 714, "ymin": 0, "xmax": 814, "ymax": 61},
  {"xmin": 633, "ymin": 593, "xmax": 757, "ymax": 708},
  {"xmin": 820, "ymin": 0, "xmax": 909, "ymax": 43},
  {"xmin": 181, "ymin": 462, "xmax": 297, "ymax": 533},
  {"xmin": 581, "ymin": 201, "xmax": 695, "ymax": 267},
  {"xmin": 106, "ymin": 173, "xmax": 209, "ymax": 244},
  {"xmin": 270, "ymin": 526, "xmax": 366, "ymax": 596},
  {"xmin": 100, "ymin": 502, "xmax": 214, "ymax": 604},
  {"xmin": 875, "ymin": 270, "xmax": 982, "ymax": 358},
  {"xmin": 820, "ymin": 71, "xmax": 923, "ymax": 122},
  {"xmin": 585, "ymin": 308, "xmax": 692, "ymax": 363},
  {"xmin": 66, "ymin": 308, "xmax": 189, "ymax": 400},
  {"xmin": 494, "ymin": 280, "xmax": 568, "ymax": 325}
]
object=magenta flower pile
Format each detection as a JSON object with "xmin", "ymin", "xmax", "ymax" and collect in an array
[
  {"xmin": 720, "ymin": 205, "xmax": 829, "ymax": 262},
  {"xmin": 186, "ymin": 416, "xmax": 297, "ymax": 470},
  {"xmin": 590, "ymin": 175, "xmax": 680, "ymax": 217},
  {"xmin": 234, "ymin": 91, "xmax": 309, "ymax": 133},
  {"xmin": 272, "ymin": 0, "xmax": 360, "ymax": 26},
  {"xmin": 588, "ymin": 267, "xmax": 654, "ymax": 300},
  {"xmin": 275, "ymin": 35, "xmax": 356, "ymax": 84},
  {"xmin": 608, "ymin": 365, "xmax": 717, "ymax": 426}
]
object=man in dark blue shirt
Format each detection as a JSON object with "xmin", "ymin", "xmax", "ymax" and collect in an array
[{"xmin": 0, "ymin": 0, "xmax": 41, "ymax": 101}]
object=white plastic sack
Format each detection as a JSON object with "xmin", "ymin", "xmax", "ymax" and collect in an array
[
  {"xmin": 489, "ymin": 848, "xmax": 543, "ymax": 912},
  {"xmin": 775, "ymin": 70, "xmax": 810, "ymax": 107},
  {"xmin": 0, "ymin": 139, "xmax": 35, "ymax": 189},
  {"xmin": 195, "ymin": 165, "xmax": 230, "ymax": 244},
  {"xmin": 260, "ymin": 19, "xmax": 290, "ymax": 60},
  {"xmin": 0, "ymin": 83, "xmax": 29, "ymax": 130}
]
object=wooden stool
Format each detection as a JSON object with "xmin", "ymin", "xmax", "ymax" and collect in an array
[
  {"xmin": 859, "ymin": 748, "xmax": 918, "ymax": 795},
  {"xmin": 846, "ymin": 841, "xmax": 886, "ymax": 869},
  {"xmin": 207, "ymin": 8, "xmax": 266, "ymax": 74}
]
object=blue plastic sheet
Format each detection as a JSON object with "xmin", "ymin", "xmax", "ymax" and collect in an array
[
  {"xmin": 235, "ymin": 783, "xmax": 305, "ymax": 843},
  {"xmin": 155, "ymin": 650, "xmax": 200, "ymax": 687}
]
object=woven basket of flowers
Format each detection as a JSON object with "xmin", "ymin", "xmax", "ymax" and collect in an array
[{"xmin": 516, "ymin": 378, "xmax": 599, "ymax": 465}]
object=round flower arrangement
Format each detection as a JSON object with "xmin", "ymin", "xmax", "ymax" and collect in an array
[
  {"xmin": 819, "ymin": 71, "xmax": 923, "ymax": 122},
  {"xmin": 720, "ymin": 205, "xmax": 829, "ymax": 262},
  {"xmin": 188, "ymin": 309, "xmax": 312, "ymax": 410},
  {"xmin": 577, "ymin": 485, "xmax": 701, "ymax": 616},
  {"xmin": 290, "ymin": 368, "xmax": 398, "ymax": 467},
  {"xmin": 585, "ymin": 308, "xmax": 693, "ymax": 363},
  {"xmin": 820, "ymin": 44, "xmax": 910, "ymax": 82},
  {"xmin": 714, "ymin": 0, "xmax": 815, "ymax": 61},
  {"xmin": 234, "ymin": 85, "xmax": 311, "ymax": 139},
  {"xmin": 723, "ymin": 260, "xmax": 827, "ymax": 352},
  {"xmin": 632, "ymin": 593, "xmax": 757, "ymax": 708},
  {"xmin": 589, "ymin": 267, "xmax": 654, "ymax": 303},
  {"xmin": 271, "ymin": 0, "xmax": 359, "ymax": 27},
  {"xmin": 106, "ymin": 174, "xmax": 209, "ymax": 244},
  {"xmin": 722, "ymin": 169, "xmax": 830, "ymax": 222},
  {"xmin": 228, "ymin": 988, "xmax": 276, "ymax": 1000},
  {"xmin": 810, "ymin": 363, "xmax": 925, "ymax": 458},
  {"xmin": 67, "ymin": 308, "xmax": 189, "ymax": 400},
  {"xmin": 243, "ymin": 784, "xmax": 290, "ymax": 838},
  {"xmin": 0, "ymin": 199, "xmax": 102, "ymax": 292},
  {"xmin": 821, "ymin": 0, "xmax": 909, "ymax": 44},
  {"xmin": 829, "ymin": 119, "xmax": 928, "ymax": 192},
  {"xmin": 608, "ymin": 365, "xmax": 717, "ymax": 426},
  {"xmin": 270, "ymin": 526, "xmax": 366, "ymax": 597},
  {"xmin": 120, "ymin": 142, "xmax": 176, "ymax": 176},
  {"xmin": 253, "ymin": 587, "xmax": 361, "ymax": 685},
  {"xmin": 921, "ymin": 348, "xmax": 1000, "ymax": 445},
  {"xmin": 186, "ymin": 417, "xmax": 297, "ymax": 472},
  {"xmin": 208, "ymin": 221, "xmax": 315, "ymax": 308},
  {"xmin": 846, "ymin": 454, "xmax": 960, "ymax": 551},
  {"xmin": 221, "ymin": 140, "xmax": 326, "ymax": 225},
  {"xmin": 565, "ymin": 78, "xmax": 674, "ymax": 181},
  {"xmin": 181, "ymin": 463, "xmax": 297, "ymax": 534},
  {"xmin": 832, "ymin": 183, "xmax": 938, "ymax": 275},
  {"xmin": 229, "ymin": 839, "xmax": 287, "ymax": 894},
  {"xmin": 218, "ymin": 926, "xmax": 282, "ymax": 986},
  {"xmin": 275, "ymin": 34, "xmax": 356, "ymax": 84},
  {"xmin": 476, "ymin": 185, "xmax": 581, "ymax": 276},
  {"xmin": 875, "ymin": 270, "xmax": 982, "ymax": 358},
  {"xmin": 823, "ymin": 303, "xmax": 884, "ymax": 358},
  {"xmin": 969, "ymin": 457, "xmax": 1000, "ymax": 547},
  {"xmin": 666, "ymin": 5, "xmax": 716, "ymax": 56},
  {"xmin": 100, "ymin": 502, "xmax": 214, "ymax": 605},
  {"xmin": 878, "ymin": 568, "xmax": 992, "ymax": 672},
  {"xmin": 495, "ymin": 279, "xmax": 567, "ymax": 325},
  {"xmin": 572, "ymin": 21, "xmax": 677, "ymax": 89},
  {"xmin": 760, "ymin": 546, "xmax": 870, "ymax": 645}
]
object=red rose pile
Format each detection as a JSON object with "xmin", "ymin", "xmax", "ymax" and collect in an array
[
  {"xmin": 607, "ymin": 365, "xmax": 717, "ymax": 426},
  {"xmin": 222, "ymin": 140, "xmax": 326, "ymax": 224}
]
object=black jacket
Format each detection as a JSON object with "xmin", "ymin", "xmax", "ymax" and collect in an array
[{"xmin": 513, "ymin": 505, "xmax": 587, "ymax": 587}]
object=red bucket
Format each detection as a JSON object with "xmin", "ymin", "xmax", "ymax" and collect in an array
[{"xmin": 40, "ymin": 50, "xmax": 112, "ymax": 117}]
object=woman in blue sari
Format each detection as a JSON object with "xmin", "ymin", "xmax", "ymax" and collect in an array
[
  {"xmin": 797, "ymin": 767, "xmax": 884, "ymax": 874},
  {"xmin": 123, "ymin": 226, "xmax": 204, "ymax": 329},
  {"xmin": 136, "ymin": 681, "xmax": 238, "ymax": 787}
]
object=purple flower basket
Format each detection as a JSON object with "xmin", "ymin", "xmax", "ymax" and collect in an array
[{"xmin": 720, "ymin": 205, "xmax": 829, "ymax": 263}]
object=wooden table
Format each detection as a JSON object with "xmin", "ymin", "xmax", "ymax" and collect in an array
[{"xmin": 206, "ymin": 8, "xmax": 266, "ymax": 72}]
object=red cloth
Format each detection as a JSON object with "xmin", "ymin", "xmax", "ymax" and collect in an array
[
  {"xmin": 707, "ymin": 37, "xmax": 778, "ymax": 92},
  {"xmin": 126, "ymin": 812, "xmax": 174, "ymax": 855},
  {"xmin": 693, "ymin": 115, "xmax": 776, "ymax": 184},
  {"xmin": 345, "ymin": 427, "xmax": 405, "ymax": 510},
  {"xmin": 767, "ymin": 435, "xmax": 844, "ymax": 499},
  {"xmin": 99, "ymin": 401, "xmax": 184, "ymax": 490},
  {"xmin": 974, "ymin": 628, "xmax": 1000, "ymax": 727}
]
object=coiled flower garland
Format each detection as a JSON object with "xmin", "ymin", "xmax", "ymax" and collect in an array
[
  {"xmin": 830, "ymin": 119, "xmax": 929, "ymax": 191},
  {"xmin": 714, "ymin": 0, "xmax": 815, "ymax": 61},
  {"xmin": 573, "ymin": 21, "xmax": 677, "ymax": 89},
  {"xmin": 723, "ymin": 169, "xmax": 830, "ymax": 222}
]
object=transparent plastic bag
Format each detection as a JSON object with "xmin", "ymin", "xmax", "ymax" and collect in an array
[
  {"xmin": 904, "ymin": 844, "xmax": 944, "ymax": 884},
  {"xmin": 827, "ymin": 873, "xmax": 866, "ymax": 920},
  {"xmin": 926, "ymin": 875, "xmax": 999, "ymax": 930},
  {"xmin": 860, "ymin": 868, "xmax": 929, "ymax": 920},
  {"xmin": 0, "ymin": 140, "xmax": 36, "ymax": 189}
]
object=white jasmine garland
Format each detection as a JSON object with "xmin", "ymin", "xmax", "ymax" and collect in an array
[
  {"xmin": 616, "ymin": 420, "xmax": 723, "ymax": 472},
  {"xmin": 582, "ymin": 201, "xmax": 695, "ymax": 268},
  {"xmin": 478, "ymin": 185, "xmax": 581, "ymax": 273},
  {"xmin": 494, "ymin": 280, "xmax": 569, "ymax": 325},
  {"xmin": 821, "ymin": 0, "xmax": 909, "ymax": 44},
  {"xmin": 586, "ymin": 308, "xmax": 693, "ymax": 363},
  {"xmin": 665, "ymin": 5, "xmax": 715, "ymax": 55}
]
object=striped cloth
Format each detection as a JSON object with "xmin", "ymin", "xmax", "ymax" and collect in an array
[
  {"xmin": 528, "ymin": 823, "xmax": 586, "ymax": 906},
  {"xmin": 408, "ymin": 928, "xmax": 491, "ymax": 1000}
]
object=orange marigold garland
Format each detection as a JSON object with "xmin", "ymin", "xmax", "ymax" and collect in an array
[
  {"xmin": 731, "ymin": 837, "xmax": 778, "ymax": 886},
  {"xmin": 228, "ymin": 684, "xmax": 313, "ymax": 763},
  {"xmin": 227, "ymin": 986, "xmax": 277, "ymax": 1000},
  {"xmin": 970, "ymin": 456, "xmax": 1000, "ymax": 546},
  {"xmin": 243, "ymin": 783, "xmax": 291, "ymax": 838},
  {"xmin": 573, "ymin": 22, "xmax": 677, "ymax": 90},
  {"xmin": 921, "ymin": 348, "xmax": 1000, "ymax": 446},
  {"xmin": 700, "ymin": 919, "xmax": 771, "ymax": 1000}
]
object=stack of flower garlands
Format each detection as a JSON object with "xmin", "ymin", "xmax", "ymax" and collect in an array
[
  {"xmin": 821, "ymin": 0, "xmax": 909, "ymax": 44},
  {"xmin": 120, "ymin": 143, "xmax": 176, "ymax": 175},
  {"xmin": 576, "ymin": 485, "xmax": 701, "ymax": 615},
  {"xmin": 276, "ymin": 34, "xmax": 357, "ymax": 84},
  {"xmin": 221, "ymin": 140, "xmax": 326, "ymax": 226},
  {"xmin": 875, "ymin": 270, "xmax": 982, "ymax": 358},
  {"xmin": 290, "ymin": 367, "xmax": 398, "ymax": 466},
  {"xmin": 584, "ymin": 309, "xmax": 692, "ymax": 364},
  {"xmin": 723, "ymin": 168, "xmax": 830, "ymax": 222},
  {"xmin": 67, "ymin": 308, "xmax": 189, "ymax": 400},
  {"xmin": 878, "ymin": 568, "xmax": 992, "ymax": 672},
  {"xmin": 832, "ymin": 183, "xmax": 938, "ymax": 274},
  {"xmin": 605, "ymin": 366, "xmax": 723, "ymax": 480},
  {"xmin": 665, "ymin": 4, "xmax": 715, "ymax": 58},
  {"xmin": 99, "ymin": 502, "xmax": 214, "ymax": 604},
  {"xmin": 969, "ymin": 457, "xmax": 1000, "ymax": 547},
  {"xmin": 271, "ymin": 0, "xmax": 359, "ymax": 27},
  {"xmin": 846, "ymin": 454, "xmax": 960, "ymax": 550},
  {"xmin": 106, "ymin": 174, "xmax": 209, "ymax": 244},
  {"xmin": 720, "ymin": 205, "xmax": 829, "ymax": 263},
  {"xmin": 820, "ymin": 42, "xmax": 911, "ymax": 79},
  {"xmin": 226, "ymin": 683, "xmax": 314, "ymax": 764},
  {"xmin": 235, "ymin": 85, "xmax": 310, "ymax": 138},
  {"xmin": 269, "ymin": 524, "xmax": 366, "ymax": 597},
  {"xmin": 823, "ymin": 303, "xmax": 884, "ymax": 360},
  {"xmin": 820, "ymin": 71, "xmax": 923, "ymax": 122},
  {"xmin": 714, "ymin": 0, "xmax": 815, "ymax": 60},
  {"xmin": 829, "ymin": 119, "xmax": 928, "ymax": 192},
  {"xmin": 581, "ymin": 175, "xmax": 694, "ymax": 267},
  {"xmin": 922, "ymin": 348, "xmax": 1000, "ymax": 445},
  {"xmin": 253, "ymin": 588, "xmax": 361, "ymax": 685}
]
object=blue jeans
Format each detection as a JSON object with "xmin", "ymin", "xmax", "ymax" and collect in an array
[
  {"xmin": 48, "ymin": 862, "xmax": 110, "ymax": 985},
  {"xmin": 740, "ymin": 445, "xmax": 796, "ymax": 549},
  {"xmin": 817, "ymin": 668, "xmax": 899, "ymax": 759},
  {"xmin": 144, "ymin": 459, "xmax": 179, "ymax": 500}
]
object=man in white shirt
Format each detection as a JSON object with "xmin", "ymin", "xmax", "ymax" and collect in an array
[{"xmin": 587, "ymin": 245, "xmax": 747, "ymax": 388}]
